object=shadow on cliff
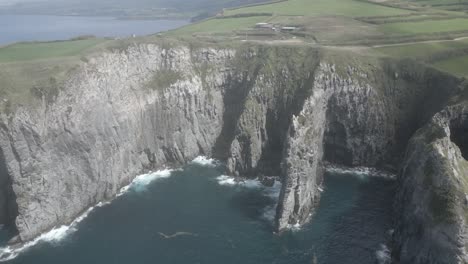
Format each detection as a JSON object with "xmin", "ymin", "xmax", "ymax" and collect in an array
[
  {"xmin": 211, "ymin": 54, "xmax": 261, "ymax": 167},
  {"xmin": 0, "ymin": 144, "xmax": 18, "ymax": 243},
  {"xmin": 449, "ymin": 111, "xmax": 468, "ymax": 160}
]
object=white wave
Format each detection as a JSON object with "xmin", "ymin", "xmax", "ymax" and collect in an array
[
  {"xmin": 0, "ymin": 168, "xmax": 175, "ymax": 262},
  {"xmin": 190, "ymin": 156, "xmax": 218, "ymax": 167},
  {"xmin": 216, "ymin": 175, "xmax": 237, "ymax": 186},
  {"xmin": 0, "ymin": 205, "xmax": 96, "ymax": 262},
  {"xmin": 325, "ymin": 164, "xmax": 396, "ymax": 180},
  {"xmin": 128, "ymin": 169, "xmax": 174, "ymax": 192},
  {"xmin": 117, "ymin": 185, "xmax": 130, "ymax": 197},
  {"xmin": 286, "ymin": 222, "xmax": 302, "ymax": 232},
  {"xmin": 215, "ymin": 175, "xmax": 264, "ymax": 189},
  {"xmin": 376, "ymin": 244, "xmax": 391, "ymax": 264}
]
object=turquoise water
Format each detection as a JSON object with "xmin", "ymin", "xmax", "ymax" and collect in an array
[
  {"xmin": 0, "ymin": 15, "xmax": 188, "ymax": 45},
  {"xmin": 1, "ymin": 160, "xmax": 395, "ymax": 264}
]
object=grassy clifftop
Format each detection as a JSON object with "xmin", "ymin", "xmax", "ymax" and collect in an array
[
  {"xmin": 1, "ymin": 0, "xmax": 467, "ymax": 114},
  {"xmin": 165, "ymin": 0, "xmax": 468, "ymax": 79}
]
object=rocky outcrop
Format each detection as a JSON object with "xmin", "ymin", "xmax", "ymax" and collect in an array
[
  {"xmin": 393, "ymin": 103, "xmax": 468, "ymax": 264},
  {"xmin": 275, "ymin": 81, "xmax": 328, "ymax": 229}
]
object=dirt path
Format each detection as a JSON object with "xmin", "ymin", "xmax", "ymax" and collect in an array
[{"xmin": 372, "ymin": 36, "xmax": 468, "ymax": 48}]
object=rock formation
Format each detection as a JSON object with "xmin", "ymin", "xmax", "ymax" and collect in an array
[
  {"xmin": 0, "ymin": 42, "xmax": 465, "ymax": 264},
  {"xmin": 393, "ymin": 104, "xmax": 468, "ymax": 264}
]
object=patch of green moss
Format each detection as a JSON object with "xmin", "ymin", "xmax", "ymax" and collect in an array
[
  {"xmin": 30, "ymin": 77, "xmax": 62, "ymax": 104},
  {"xmin": 430, "ymin": 187, "xmax": 458, "ymax": 224},
  {"xmin": 146, "ymin": 68, "xmax": 184, "ymax": 91}
]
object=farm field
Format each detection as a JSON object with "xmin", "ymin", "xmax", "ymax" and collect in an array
[
  {"xmin": 225, "ymin": 0, "xmax": 410, "ymax": 17},
  {"xmin": 433, "ymin": 55, "xmax": 468, "ymax": 77},
  {"xmin": 0, "ymin": 38, "xmax": 106, "ymax": 63},
  {"xmin": 2, "ymin": 0, "xmax": 468, "ymax": 88},
  {"xmin": 375, "ymin": 38, "xmax": 468, "ymax": 59},
  {"xmin": 379, "ymin": 18, "xmax": 468, "ymax": 34},
  {"xmin": 169, "ymin": 16, "xmax": 272, "ymax": 35}
]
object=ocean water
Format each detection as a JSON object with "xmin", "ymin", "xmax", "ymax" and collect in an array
[
  {"xmin": 0, "ymin": 15, "xmax": 188, "ymax": 45},
  {"xmin": 0, "ymin": 158, "xmax": 396, "ymax": 264}
]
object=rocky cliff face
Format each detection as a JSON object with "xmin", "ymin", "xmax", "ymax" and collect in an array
[
  {"xmin": 393, "ymin": 104, "xmax": 468, "ymax": 264},
  {"xmin": 0, "ymin": 44, "xmax": 234, "ymax": 241},
  {"xmin": 277, "ymin": 59, "xmax": 459, "ymax": 230},
  {"xmin": 0, "ymin": 42, "xmax": 463, "ymax": 257}
]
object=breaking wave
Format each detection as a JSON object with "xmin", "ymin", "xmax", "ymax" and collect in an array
[
  {"xmin": 127, "ymin": 169, "xmax": 174, "ymax": 193},
  {"xmin": 216, "ymin": 175, "xmax": 263, "ymax": 188},
  {"xmin": 190, "ymin": 156, "xmax": 218, "ymax": 167},
  {"xmin": 286, "ymin": 223, "xmax": 303, "ymax": 231},
  {"xmin": 0, "ymin": 168, "xmax": 176, "ymax": 262},
  {"xmin": 325, "ymin": 164, "xmax": 396, "ymax": 180},
  {"xmin": 0, "ymin": 204, "xmax": 99, "ymax": 262}
]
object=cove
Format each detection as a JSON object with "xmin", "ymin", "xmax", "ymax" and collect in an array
[{"xmin": 1, "ymin": 160, "xmax": 395, "ymax": 264}]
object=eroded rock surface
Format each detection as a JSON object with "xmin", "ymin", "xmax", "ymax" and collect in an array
[{"xmin": 393, "ymin": 104, "xmax": 468, "ymax": 264}]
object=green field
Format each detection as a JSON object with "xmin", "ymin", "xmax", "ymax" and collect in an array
[
  {"xmin": 417, "ymin": 0, "xmax": 468, "ymax": 4},
  {"xmin": 0, "ymin": 39, "xmax": 106, "ymax": 63},
  {"xmin": 375, "ymin": 38, "xmax": 468, "ymax": 58},
  {"xmin": 433, "ymin": 55, "xmax": 468, "ymax": 77},
  {"xmin": 380, "ymin": 18, "xmax": 468, "ymax": 34},
  {"xmin": 225, "ymin": 0, "xmax": 410, "ymax": 17},
  {"xmin": 1, "ymin": 0, "xmax": 468, "ymax": 85},
  {"xmin": 170, "ymin": 16, "xmax": 271, "ymax": 35}
]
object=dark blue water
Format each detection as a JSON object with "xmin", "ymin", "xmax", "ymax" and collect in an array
[
  {"xmin": 1, "ymin": 160, "xmax": 395, "ymax": 264},
  {"xmin": 0, "ymin": 15, "xmax": 188, "ymax": 45}
]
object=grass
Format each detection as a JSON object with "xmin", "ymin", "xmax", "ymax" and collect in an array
[
  {"xmin": 146, "ymin": 68, "xmax": 184, "ymax": 90},
  {"xmin": 380, "ymin": 18, "xmax": 468, "ymax": 34},
  {"xmin": 433, "ymin": 55, "xmax": 468, "ymax": 77},
  {"xmin": 414, "ymin": 0, "xmax": 468, "ymax": 6},
  {"xmin": 225, "ymin": 0, "xmax": 410, "ymax": 17},
  {"xmin": 0, "ymin": 38, "xmax": 106, "ymax": 63},
  {"xmin": 375, "ymin": 38, "xmax": 468, "ymax": 58},
  {"xmin": 0, "ymin": 58, "xmax": 80, "ymax": 113},
  {"xmin": 374, "ymin": 38, "xmax": 468, "ymax": 78},
  {"xmin": 169, "ymin": 16, "xmax": 271, "ymax": 35}
]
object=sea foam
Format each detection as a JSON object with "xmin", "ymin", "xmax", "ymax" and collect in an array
[
  {"xmin": 376, "ymin": 243, "xmax": 391, "ymax": 264},
  {"xmin": 0, "ymin": 168, "xmax": 176, "ymax": 262},
  {"xmin": 325, "ymin": 164, "xmax": 396, "ymax": 180},
  {"xmin": 128, "ymin": 169, "xmax": 174, "ymax": 192},
  {"xmin": 0, "ymin": 205, "xmax": 96, "ymax": 262},
  {"xmin": 190, "ymin": 156, "xmax": 218, "ymax": 167},
  {"xmin": 260, "ymin": 181, "xmax": 282, "ymax": 224},
  {"xmin": 215, "ymin": 175, "xmax": 263, "ymax": 189}
]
